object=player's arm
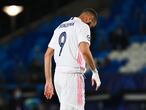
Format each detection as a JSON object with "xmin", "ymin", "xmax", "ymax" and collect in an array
[
  {"xmin": 79, "ymin": 42, "xmax": 101, "ymax": 90},
  {"xmin": 44, "ymin": 47, "xmax": 54, "ymax": 82},
  {"xmin": 79, "ymin": 42, "xmax": 96, "ymax": 71},
  {"xmin": 44, "ymin": 47, "xmax": 54, "ymax": 99}
]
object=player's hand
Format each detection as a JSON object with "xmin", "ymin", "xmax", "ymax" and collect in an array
[
  {"xmin": 44, "ymin": 81, "xmax": 54, "ymax": 99},
  {"xmin": 91, "ymin": 70, "xmax": 101, "ymax": 91}
]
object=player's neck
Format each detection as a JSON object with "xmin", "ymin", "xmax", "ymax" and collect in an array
[{"xmin": 78, "ymin": 15, "xmax": 86, "ymax": 24}]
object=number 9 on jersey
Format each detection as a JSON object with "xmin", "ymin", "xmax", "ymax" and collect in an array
[{"xmin": 58, "ymin": 32, "xmax": 67, "ymax": 56}]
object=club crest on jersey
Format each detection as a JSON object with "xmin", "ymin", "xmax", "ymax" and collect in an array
[{"xmin": 87, "ymin": 35, "xmax": 91, "ymax": 41}]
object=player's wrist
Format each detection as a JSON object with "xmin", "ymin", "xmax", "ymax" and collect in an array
[
  {"xmin": 45, "ymin": 78, "xmax": 52, "ymax": 83},
  {"xmin": 91, "ymin": 68, "xmax": 98, "ymax": 74},
  {"xmin": 91, "ymin": 69, "xmax": 101, "ymax": 86}
]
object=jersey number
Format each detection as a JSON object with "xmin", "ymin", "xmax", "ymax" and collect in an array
[{"xmin": 58, "ymin": 32, "xmax": 67, "ymax": 56}]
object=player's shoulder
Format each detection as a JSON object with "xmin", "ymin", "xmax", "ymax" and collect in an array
[{"xmin": 74, "ymin": 17, "xmax": 89, "ymax": 30}]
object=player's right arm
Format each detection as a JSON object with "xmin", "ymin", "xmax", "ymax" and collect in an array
[
  {"xmin": 44, "ymin": 47, "xmax": 54, "ymax": 99},
  {"xmin": 44, "ymin": 29, "xmax": 57, "ymax": 99}
]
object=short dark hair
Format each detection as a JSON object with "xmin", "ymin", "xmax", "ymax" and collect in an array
[{"xmin": 81, "ymin": 8, "xmax": 98, "ymax": 20}]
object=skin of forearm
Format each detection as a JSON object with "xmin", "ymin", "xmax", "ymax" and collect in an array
[
  {"xmin": 79, "ymin": 42, "xmax": 96, "ymax": 71},
  {"xmin": 82, "ymin": 49, "xmax": 96, "ymax": 71},
  {"xmin": 44, "ymin": 51, "xmax": 53, "ymax": 82}
]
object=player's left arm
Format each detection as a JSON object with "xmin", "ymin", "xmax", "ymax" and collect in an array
[
  {"xmin": 79, "ymin": 42, "xmax": 101, "ymax": 91},
  {"xmin": 44, "ymin": 47, "xmax": 54, "ymax": 99},
  {"xmin": 77, "ymin": 24, "xmax": 101, "ymax": 91}
]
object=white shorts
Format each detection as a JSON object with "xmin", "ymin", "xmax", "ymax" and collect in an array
[{"xmin": 54, "ymin": 69, "xmax": 85, "ymax": 110}]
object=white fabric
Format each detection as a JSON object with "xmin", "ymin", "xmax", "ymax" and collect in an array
[
  {"xmin": 54, "ymin": 70, "xmax": 85, "ymax": 110},
  {"xmin": 91, "ymin": 69, "xmax": 101, "ymax": 87},
  {"xmin": 48, "ymin": 17, "xmax": 90, "ymax": 73}
]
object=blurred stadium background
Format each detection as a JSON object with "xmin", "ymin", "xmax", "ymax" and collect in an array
[{"xmin": 0, "ymin": 0, "xmax": 146, "ymax": 110}]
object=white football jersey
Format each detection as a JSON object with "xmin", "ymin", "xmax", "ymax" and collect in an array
[{"xmin": 48, "ymin": 17, "xmax": 91, "ymax": 73}]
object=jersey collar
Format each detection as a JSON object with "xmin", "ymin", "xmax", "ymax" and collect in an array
[{"xmin": 71, "ymin": 17, "xmax": 82, "ymax": 22}]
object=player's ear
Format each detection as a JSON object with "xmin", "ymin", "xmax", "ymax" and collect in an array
[
  {"xmin": 87, "ymin": 16, "xmax": 91, "ymax": 22},
  {"xmin": 84, "ymin": 17, "xmax": 89, "ymax": 23}
]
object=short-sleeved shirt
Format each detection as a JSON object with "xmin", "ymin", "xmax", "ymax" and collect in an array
[{"xmin": 48, "ymin": 17, "xmax": 91, "ymax": 73}]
